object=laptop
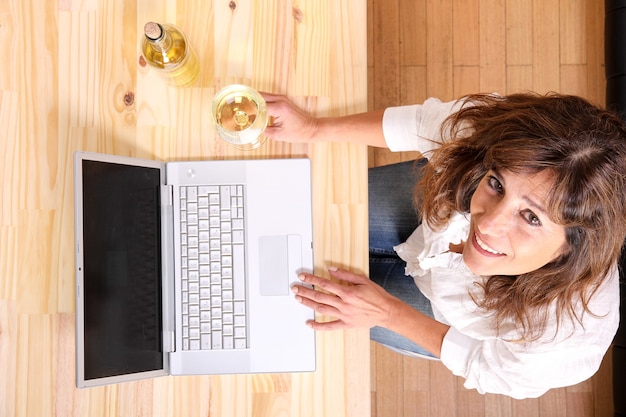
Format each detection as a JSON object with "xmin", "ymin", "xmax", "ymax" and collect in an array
[{"xmin": 73, "ymin": 151, "xmax": 316, "ymax": 388}]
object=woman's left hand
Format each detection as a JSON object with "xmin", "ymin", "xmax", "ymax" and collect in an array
[{"xmin": 291, "ymin": 267, "xmax": 402, "ymax": 330}]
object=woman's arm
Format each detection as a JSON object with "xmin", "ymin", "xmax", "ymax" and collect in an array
[
  {"xmin": 262, "ymin": 92, "xmax": 388, "ymax": 147},
  {"xmin": 291, "ymin": 267, "xmax": 450, "ymax": 357}
]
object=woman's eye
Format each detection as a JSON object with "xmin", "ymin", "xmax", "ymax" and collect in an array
[
  {"xmin": 522, "ymin": 210, "xmax": 542, "ymax": 226},
  {"xmin": 487, "ymin": 175, "xmax": 503, "ymax": 194}
]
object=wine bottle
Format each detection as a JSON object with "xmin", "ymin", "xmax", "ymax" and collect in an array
[{"xmin": 142, "ymin": 22, "xmax": 200, "ymax": 87}]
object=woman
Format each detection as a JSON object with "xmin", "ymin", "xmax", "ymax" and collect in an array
[{"xmin": 262, "ymin": 91, "xmax": 626, "ymax": 399}]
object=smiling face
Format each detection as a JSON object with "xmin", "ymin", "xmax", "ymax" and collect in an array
[{"xmin": 462, "ymin": 168, "xmax": 568, "ymax": 277}]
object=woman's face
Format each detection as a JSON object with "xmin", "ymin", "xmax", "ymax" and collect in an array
[{"xmin": 463, "ymin": 167, "xmax": 567, "ymax": 276}]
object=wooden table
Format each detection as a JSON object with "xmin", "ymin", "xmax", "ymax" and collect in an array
[{"xmin": 0, "ymin": 1, "xmax": 370, "ymax": 415}]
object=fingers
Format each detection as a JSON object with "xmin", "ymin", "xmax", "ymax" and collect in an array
[
  {"xmin": 305, "ymin": 318, "xmax": 350, "ymax": 331},
  {"xmin": 291, "ymin": 282, "xmax": 340, "ymax": 309},
  {"xmin": 291, "ymin": 267, "xmax": 371, "ymax": 329},
  {"xmin": 259, "ymin": 91, "xmax": 283, "ymax": 103}
]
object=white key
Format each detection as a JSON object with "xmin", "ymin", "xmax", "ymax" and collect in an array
[
  {"xmin": 234, "ymin": 302, "xmax": 245, "ymax": 315},
  {"xmin": 234, "ymin": 327, "xmax": 246, "ymax": 338},
  {"xmin": 187, "ymin": 187, "xmax": 197, "ymax": 202},
  {"xmin": 235, "ymin": 339, "xmax": 246, "ymax": 349},
  {"xmin": 223, "ymin": 336, "xmax": 234, "ymax": 349},
  {"xmin": 212, "ymin": 331, "xmax": 222, "ymax": 349},
  {"xmin": 233, "ymin": 245, "xmax": 246, "ymax": 300},
  {"xmin": 198, "ymin": 196, "xmax": 209, "ymax": 208},
  {"xmin": 220, "ymin": 186, "xmax": 231, "ymax": 209},
  {"xmin": 232, "ymin": 231, "xmax": 244, "ymax": 244},
  {"xmin": 201, "ymin": 334, "xmax": 211, "ymax": 350}
]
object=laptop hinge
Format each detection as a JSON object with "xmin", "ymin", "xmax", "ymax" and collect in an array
[
  {"xmin": 161, "ymin": 184, "xmax": 174, "ymax": 207},
  {"xmin": 163, "ymin": 330, "xmax": 175, "ymax": 353}
]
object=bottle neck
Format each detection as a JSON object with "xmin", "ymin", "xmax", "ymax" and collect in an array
[{"xmin": 145, "ymin": 23, "xmax": 172, "ymax": 52}]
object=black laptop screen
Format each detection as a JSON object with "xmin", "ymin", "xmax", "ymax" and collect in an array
[{"xmin": 81, "ymin": 160, "xmax": 164, "ymax": 381}]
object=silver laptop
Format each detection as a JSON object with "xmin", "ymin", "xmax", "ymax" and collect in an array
[{"xmin": 74, "ymin": 151, "xmax": 316, "ymax": 388}]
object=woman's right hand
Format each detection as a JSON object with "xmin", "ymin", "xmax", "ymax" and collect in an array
[{"xmin": 261, "ymin": 92, "xmax": 320, "ymax": 143}]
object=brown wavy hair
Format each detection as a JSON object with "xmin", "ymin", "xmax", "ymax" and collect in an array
[{"xmin": 417, "ymin": 92, "xmax": 626, "ymax": 341}]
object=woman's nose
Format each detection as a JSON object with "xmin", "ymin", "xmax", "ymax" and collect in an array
[{"xmin": 477, "ymin": 202, "xmax": 511, "ymax": 236}]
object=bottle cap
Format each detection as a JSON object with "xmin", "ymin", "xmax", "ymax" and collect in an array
[{"xmin": 144, "ymin": 22, "xmax": 164, "ymax": 41}]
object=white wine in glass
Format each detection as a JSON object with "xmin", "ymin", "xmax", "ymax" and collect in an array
[{"xmin": 212, "ymin": 85, "xmax": 268, "ymax": 150}]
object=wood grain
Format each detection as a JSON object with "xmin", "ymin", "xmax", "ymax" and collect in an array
[{"xmin": 1, "ymin": 1, "xmax": 370, "ymax": 416}]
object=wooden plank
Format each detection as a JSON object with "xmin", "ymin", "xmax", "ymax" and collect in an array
[
  {"xmin": 425, "ymin": 0, "xmax": 453, "ymax": 99},
  {"xmin": 399, "ymin": 0, "xmax": 426, "ymax": 67},
  {"xmin": 532, "ymin": 0, "xmax": 560, "ymax": 93},
  {"xmin": 371, "ymin": 0, "xmax": 400, "ymax": 109},
  {"xmin": 453, "ymin": 0, "xmax": 479, "ymax": 67},
  {"xmin": 505, "ymin": 0, "xmax": 533, "ymax": 66},
  {"xmin": 560, "ymin": 0, "xmax": 586, "ymax": 65},
  {"xmin": 479, "ymin": 0, "xmax": 506, "ymax": 93}
]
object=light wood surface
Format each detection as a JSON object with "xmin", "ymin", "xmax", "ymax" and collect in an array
[
  {"xmin": 0, "ymin": 1, "xmax": 370, "ymax": 416},
  {"xmin": 368, "ymin": 0, "xmax": 614, "ymax": 416}
]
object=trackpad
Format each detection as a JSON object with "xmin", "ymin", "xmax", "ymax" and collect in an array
[{"xmin": 258, "ymin": 235, "xmax": 302, "ymax": 296}]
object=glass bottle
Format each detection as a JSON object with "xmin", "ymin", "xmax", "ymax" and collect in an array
[{"xmin": 141, "ymin": 22, "xmax": 200, "ymax": 87}]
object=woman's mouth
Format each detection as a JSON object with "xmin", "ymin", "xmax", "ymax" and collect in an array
[{"xmin": 473, "ymin": 232, "xmax": 505, "ymax": 256}]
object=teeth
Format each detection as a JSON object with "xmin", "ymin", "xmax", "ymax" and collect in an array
[{"xmin": 475, "ymin": 234, "xmax": 503, "ymax": 255}]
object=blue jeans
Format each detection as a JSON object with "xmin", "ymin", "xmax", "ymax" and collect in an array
[{"xmin": 368, "ymin": 158, "xmax": 437, "ymax": 358}]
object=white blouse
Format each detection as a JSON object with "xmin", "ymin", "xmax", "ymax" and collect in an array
[{"xmin": 382, "ymin": 98, "xmax": 620, "ymax": 399}]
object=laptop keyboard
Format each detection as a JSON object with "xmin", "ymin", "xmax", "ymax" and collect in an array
[{"xmin": 179, "ymin": 185, "xmax": 248, "ymax": 350}]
